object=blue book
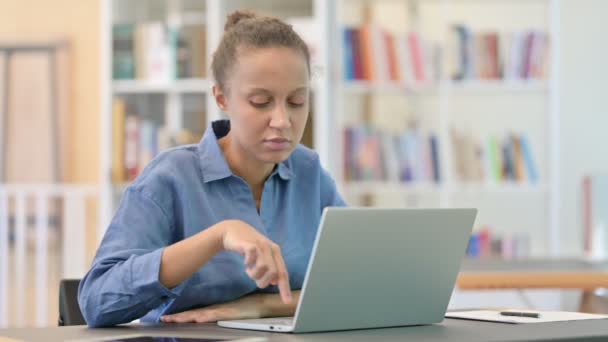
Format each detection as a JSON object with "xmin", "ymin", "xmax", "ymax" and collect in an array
[
  {"xmin": 429, "ymin": 134, "xmax": 441, "ymax": 183},
  {"xmin": 467, "ymin": 234, "xmax": 480, "ymax": 258},
  {"xmin": 519, "ymin": 134, "xmax": 538, "ymax": 183},
  {"xmin": 343, "ymin": 28, "xmax": 354, "ymax": 81}
]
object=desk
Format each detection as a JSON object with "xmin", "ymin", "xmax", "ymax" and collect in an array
[
  {"xmin": 2, "ymin": 319, "xmax": 608, "ymax": 342},
  {"xmin": 457, "ymin": 258, "xmax": 608, "ymax": 312}
]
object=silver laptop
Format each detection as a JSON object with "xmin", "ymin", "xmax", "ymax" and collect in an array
[{"xmin": 218, "ymin": 207, "xmax": 477, "ymax": 333}]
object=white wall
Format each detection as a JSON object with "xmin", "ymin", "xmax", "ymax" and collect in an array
[{"xmin": 559, "ymin": 0, "xmax": 608, "ymax": 256}]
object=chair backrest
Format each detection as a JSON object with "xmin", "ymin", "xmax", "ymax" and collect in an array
[{"xmin": 58, "ymin": 279, "xmax": 86, "ymax": 326}]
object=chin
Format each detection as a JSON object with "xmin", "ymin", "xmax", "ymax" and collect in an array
[{"xmin": 259, "ymin": 149, "xmax": 293, "ymax": 164}]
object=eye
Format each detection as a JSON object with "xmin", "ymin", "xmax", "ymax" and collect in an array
[
  {"xmin": 249, "ymin": 96, "xmax": 271, "ymax": 108},
  {"xmin": 288, "ymin": 102, "xmax": 305, "ymax": 108},
  {"xmin": 288, "ymin": 95, "xmax": 306, "ymax": 108},
  {"xmin": 250, "ymin": 101, "xmax": 271, "ymax": 108}
]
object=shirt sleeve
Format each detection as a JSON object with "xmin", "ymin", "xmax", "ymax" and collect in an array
[
  {"xmin": 78, "ymin": 188, "xmax": 186, "ymax": 327},
  {"xmin": 320, "ymin": 167, "xmax": 347, "ymax": 208}
]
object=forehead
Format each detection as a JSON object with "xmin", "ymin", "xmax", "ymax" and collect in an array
[{"xmin": 230, "ymin": 46, "xmax": 310, "ymax": 90}]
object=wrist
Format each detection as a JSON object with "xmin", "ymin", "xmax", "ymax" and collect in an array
[{"xmin": 205, "ymin": 221, "xmax": 230, "ymax": 254}]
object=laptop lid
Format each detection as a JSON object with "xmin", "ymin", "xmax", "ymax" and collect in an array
[{"xmin": 292, "ymin": 207, "xmax": 477, "ymax": 333}]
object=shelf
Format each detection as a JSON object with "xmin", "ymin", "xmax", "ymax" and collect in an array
[
  {"xmin": 340, "ymin": 80, "xmax": 548, "ymax": 95},
  {"xmin": 342, "ymin": 181, "xmax": 443, "ymax": 195},
  {"xmin": 340, "ymin": 81, "xmax": 438, "ymax": 95},
  {"xmin": 342, "ymin": 181, "xmax": 548, "ymax": 196},
  {"xmin": 447, "ymin": 80, "xmax": 549, "ymax": 94},
  {"xmin": 112, "ymin": 79, "xmax": 210, "ymax": 94},
  {"xmin": 448, "ymin": 182, "xmax": 549, "ymax": 195}
]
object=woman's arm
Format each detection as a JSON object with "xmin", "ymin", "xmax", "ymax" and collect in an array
[
  {"xmin": 160, "ymin": 219, "xmax": 292, "ymax": 303},
  {"xmin": 161, "ymin": 290, "xmax": 302, "ymax": 323},
  {"xmin": 158, "ymin": 222, "xmax": 224, "ymax": 288},
  {"xmin": 80, "ymin": 190, "xmax": 290, "ymax": 327}
]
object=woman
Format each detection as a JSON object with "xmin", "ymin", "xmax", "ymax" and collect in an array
[{"xmin": 78, "ymin": 10, "xmax": 346, "ymax": 327}]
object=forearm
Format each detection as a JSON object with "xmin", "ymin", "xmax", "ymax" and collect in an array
[
  {"xmin": 159, "ymin": 220, "xmax": 230, "ymax": 288},
  {"xmin": 79, "ymin": 249, "xmax": 175, "ymax": 327}
]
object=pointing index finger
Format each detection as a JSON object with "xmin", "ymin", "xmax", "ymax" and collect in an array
[{"xmin": 272, "ymin": 248, "xmax": 292, "ymax": 304}]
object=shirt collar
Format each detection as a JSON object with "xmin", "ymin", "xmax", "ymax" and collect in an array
[{"xmin": 197, "ymin": 120, "xmax": 293, "ymax": 183}]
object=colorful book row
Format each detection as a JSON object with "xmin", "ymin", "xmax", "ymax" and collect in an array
[
  {"xmin": 451, "ymin": 130, "xmax": 538, "ymax": 184},
  {"xmin": 466, "ymin": 228, "xmax": 531, "ymax": 260},
  {"xmin": 113, "ymin": 22, "xmax": 206, "ymax": 81},
  {"xmin": 342, "ymin": 25, "xmax": 439, "ymax": 84},
  {"xmin": 451, "ymin": 25, "xmax": 549, "ymax": 81},
  {"xmin": 343, "ymin": 126, "xmax": 441, "ymax": 183},
  {"xmin": 111, "ymin": 98, "xmax": 203, "ymax": 183}
]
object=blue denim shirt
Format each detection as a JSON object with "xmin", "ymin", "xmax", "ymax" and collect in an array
[{"xmin": 78, "ymin": 120, "xmax": 346, "ymax": 327}]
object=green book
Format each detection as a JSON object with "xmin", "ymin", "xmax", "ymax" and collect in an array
[{"xmin": 112, "ymin": 23, "xmax": 135, "ymax": 79}]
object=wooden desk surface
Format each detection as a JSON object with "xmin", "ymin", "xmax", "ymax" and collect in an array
[{"xmin": 457, "ymin": 258, "xmax": 608, "ymax": 290}]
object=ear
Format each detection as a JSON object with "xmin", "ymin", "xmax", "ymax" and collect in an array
[{"xmin": 212, "ymin": 84, "xmax": 228, "ymax": 112}]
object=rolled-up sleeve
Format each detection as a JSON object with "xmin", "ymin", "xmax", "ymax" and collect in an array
[{"xmin": 78, "ymin": 188, "xmax": 186, "ymax": 327}]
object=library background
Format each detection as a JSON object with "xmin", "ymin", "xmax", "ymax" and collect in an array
[{"xmin": 0, "ymin": 0, "xmax": 607, "ymax": 328}]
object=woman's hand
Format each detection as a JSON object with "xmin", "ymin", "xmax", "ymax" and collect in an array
[
  {"xmin": 160, "ymin": 298, "xmax": 259, "ymax": 323},
  {"xmin": 160, "ymin": 291, "xmax": 300, "ymax": 323},
  {"xmin": 220, "ymin": 220, "xmax": 292, "ymax": 304}
]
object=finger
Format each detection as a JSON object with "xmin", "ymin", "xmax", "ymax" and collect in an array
[
  {"xmin": 171, "ymin": 313, "xmax": 194, "ymax": 323},
  {"xmin": 194, "ymin": 311, "xmax": 215, "ymax": 323},
  {"xmin": 246, "ymin": 263, "xmax": 269, "ymax": 280},
  {"xmin": 161, "ymin": 313, "xmax": 186, "ymax": 323},
  {"xmin": 271, "ymin": 245, "xmax": 292, "ymax": 304},
  {"xmin": 243, "ymin": 245, "xmax": 258, "ymax": 267},
  {"xmin": 255, "ymin": 244, "xmax": 279, "ymax": 288}
]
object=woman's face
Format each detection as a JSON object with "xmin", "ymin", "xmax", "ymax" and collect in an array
[{"xmin": 215, "ymin": 46, "xmax": 310, "ymax": 165}]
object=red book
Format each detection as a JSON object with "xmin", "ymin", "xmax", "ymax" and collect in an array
[
  {"xmin": 384, "ymin": 32, "xmax": 399, "ymax": 81},
  {"xmin": 359, "ymin": 26, "xmax": 374, "ymax": 80},
  {"xmin": 408, "ymin": 32, "xmax": 425, "ymax": 82},
  {"xmin": 350, "ymin": 29, "xmax": 363, "ymax": 80},
  {"xmin": 582, "ymin": 176, "xmax": 592, "ymax": 254},
  {"xmin": 485, "ymin": 33, "xmax": 500, "ymax": 79}
]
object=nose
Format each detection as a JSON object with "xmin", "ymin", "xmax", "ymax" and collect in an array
[{"xmin": 269, "ymin": 103, "xmax": 291, "ymax": 129}]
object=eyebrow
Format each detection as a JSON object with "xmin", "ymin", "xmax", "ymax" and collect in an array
[{"xmin": 247, "ymin": 86, "xmax": 309, "ymax": 95}]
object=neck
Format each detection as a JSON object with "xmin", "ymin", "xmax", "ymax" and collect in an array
[{"xmin": 218, "ymin": 132, "xmax": 275, "ymax": 189}]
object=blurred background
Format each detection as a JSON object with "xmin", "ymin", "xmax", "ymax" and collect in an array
[{"xmin": 0, "ymin": 0, "xmax": 607, "ymax": 328}]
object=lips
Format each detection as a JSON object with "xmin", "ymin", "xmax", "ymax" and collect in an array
[{"xmin": 264, "ymin": 137, "xmax": 291, "ymax": 151}]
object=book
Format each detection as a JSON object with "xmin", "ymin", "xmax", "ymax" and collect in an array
[
  {"xmin": 112, "ymin": 23, "xmax": 135, "ymax": 79},
  {"xmin": 582, "ymin": 175, "xmax": 608, "ymax": 259},
  {"xmin": 342, "ymin": 28, "xmax": 355, "ymax": 81},
  {"xmin": 111, "ymin": 99, "xmax": 126, "ymax": 183},
  {"xmin": 176, "ymin": 25, "xmax": 206, "ymax": 78},
  {"xmin": 134, "ymin": 22, "xmax": 174, "ymax": 81},
  {"xmin": 342, "ymin": 126, "xmax": 440, "ymax": 184},
  {"xmin": 341, "ymin": 26, "xmax": 437, "ymax": 84},
  {"xmin": 451, "ymin": 25, "xmax": 549, "ymax": 81},
  {"xmin": 519, "ymin": 134, "xmax": 538, "ymax": 183}
]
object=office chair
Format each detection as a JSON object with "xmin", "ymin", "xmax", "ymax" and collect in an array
[{"xmin": 58, "ymin": 279, "xmax": 86, "ymax": 326}]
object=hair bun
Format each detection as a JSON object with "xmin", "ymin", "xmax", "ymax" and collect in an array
[{"xmin": 224, "ymin": 10, "xmax": 257, "ymax": 32}]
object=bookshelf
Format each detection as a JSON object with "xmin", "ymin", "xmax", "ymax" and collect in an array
[
  {"xmin": 331, "ymin": 0, "xmax": 561, "ymax": 257},
  {"xmin": 100, "ymin": 0, "xmax": 212, "ymax": 236},
  {"xmin": 99, "ymin": 0, "xmax": 561, "ymax": 257}
]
